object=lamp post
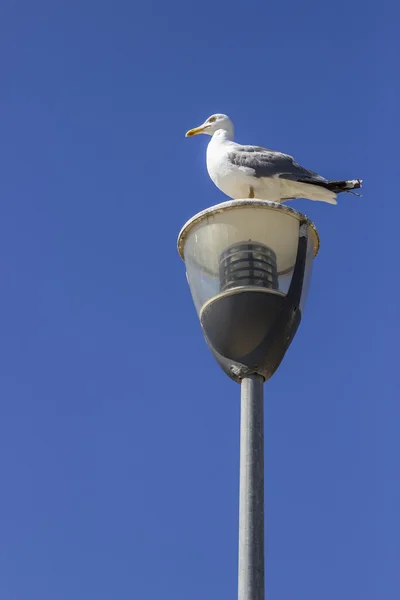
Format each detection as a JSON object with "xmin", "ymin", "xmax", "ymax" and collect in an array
[{"xmin": 177, "ymin": 199, "xmax": 320, "ymax": 600}]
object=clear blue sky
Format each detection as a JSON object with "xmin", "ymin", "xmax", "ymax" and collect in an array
[{"xmin": 0, "ymin": 1, "xmax": 398, "ymax": 599}]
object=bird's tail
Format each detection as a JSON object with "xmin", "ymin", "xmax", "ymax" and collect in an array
[{"xmin": 325, "ymin": 179, "xmax": 362, "ymax": 195}]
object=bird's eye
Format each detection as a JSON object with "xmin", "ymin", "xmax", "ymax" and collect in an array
[{"xmin": 208, "ymin": 116, "xmax": 217, "ymax": 123}]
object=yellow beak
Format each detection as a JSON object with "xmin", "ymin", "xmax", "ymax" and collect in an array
[{"xmin": 185, "ymin": 125, "xmax": 208, "ymax": 137}]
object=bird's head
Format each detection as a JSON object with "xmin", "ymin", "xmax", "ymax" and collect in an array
[{"xmin": 186, "ymin": 114, "xmax": 234, "ymax": 138}]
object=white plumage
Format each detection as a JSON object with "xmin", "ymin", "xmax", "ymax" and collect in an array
[{"xmin": 186, "ymin": 113, "xmax": 361, "ymax": 205}]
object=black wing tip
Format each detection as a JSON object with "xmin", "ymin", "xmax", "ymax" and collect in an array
[
  {"xmin": 346, "ymin": 178, "xmax": 362, "ymax": 190},
  {"xmin": 327, "ymin": 179, "xmax": 363, "ymax": 192}
]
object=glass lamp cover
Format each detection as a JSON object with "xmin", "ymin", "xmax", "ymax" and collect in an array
[{"xmin": 180, "ymin": 203, "xmax": 319, "ymax": 315}]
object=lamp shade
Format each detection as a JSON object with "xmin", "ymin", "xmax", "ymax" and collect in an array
[{"xmin": 178, "ymin": 200, "xmax": 320, "ymax": 382}]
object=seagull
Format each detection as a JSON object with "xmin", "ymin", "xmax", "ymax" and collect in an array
[{"xmin": 186, "ymin": 113, "xmax": 361, "ymax": 205}]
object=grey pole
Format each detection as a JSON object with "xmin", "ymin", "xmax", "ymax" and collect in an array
[{"xmin": 238, "ymin": 374, "xmax": 265, "ymax": 600}]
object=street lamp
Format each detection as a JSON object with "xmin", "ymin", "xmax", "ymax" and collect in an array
[{"xmin": 177, "ymin": 199, "xmax": 320, "ymax": 600}]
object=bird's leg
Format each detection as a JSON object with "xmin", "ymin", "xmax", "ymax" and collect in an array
[{"xmin": 248, "ymin": 186, "xmax": 255, "ymax": 198}]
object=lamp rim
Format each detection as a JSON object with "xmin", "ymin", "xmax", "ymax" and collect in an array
[
  {"xmin": 177, "ymin": 199, "xmax": 320, "ymax": 261},
  {"xmin": 178, "ymin": 198, "xmax": 321, "ymax": 262}
]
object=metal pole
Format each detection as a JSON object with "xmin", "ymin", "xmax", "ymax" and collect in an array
[{"xmin": 238, "ymin": 374, "xmax": 265, "ymax": 600}]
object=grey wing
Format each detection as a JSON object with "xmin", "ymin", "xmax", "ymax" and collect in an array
[{"xmin": 228, "ymin": 145, "xmax": 328, "ymax": 184}]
